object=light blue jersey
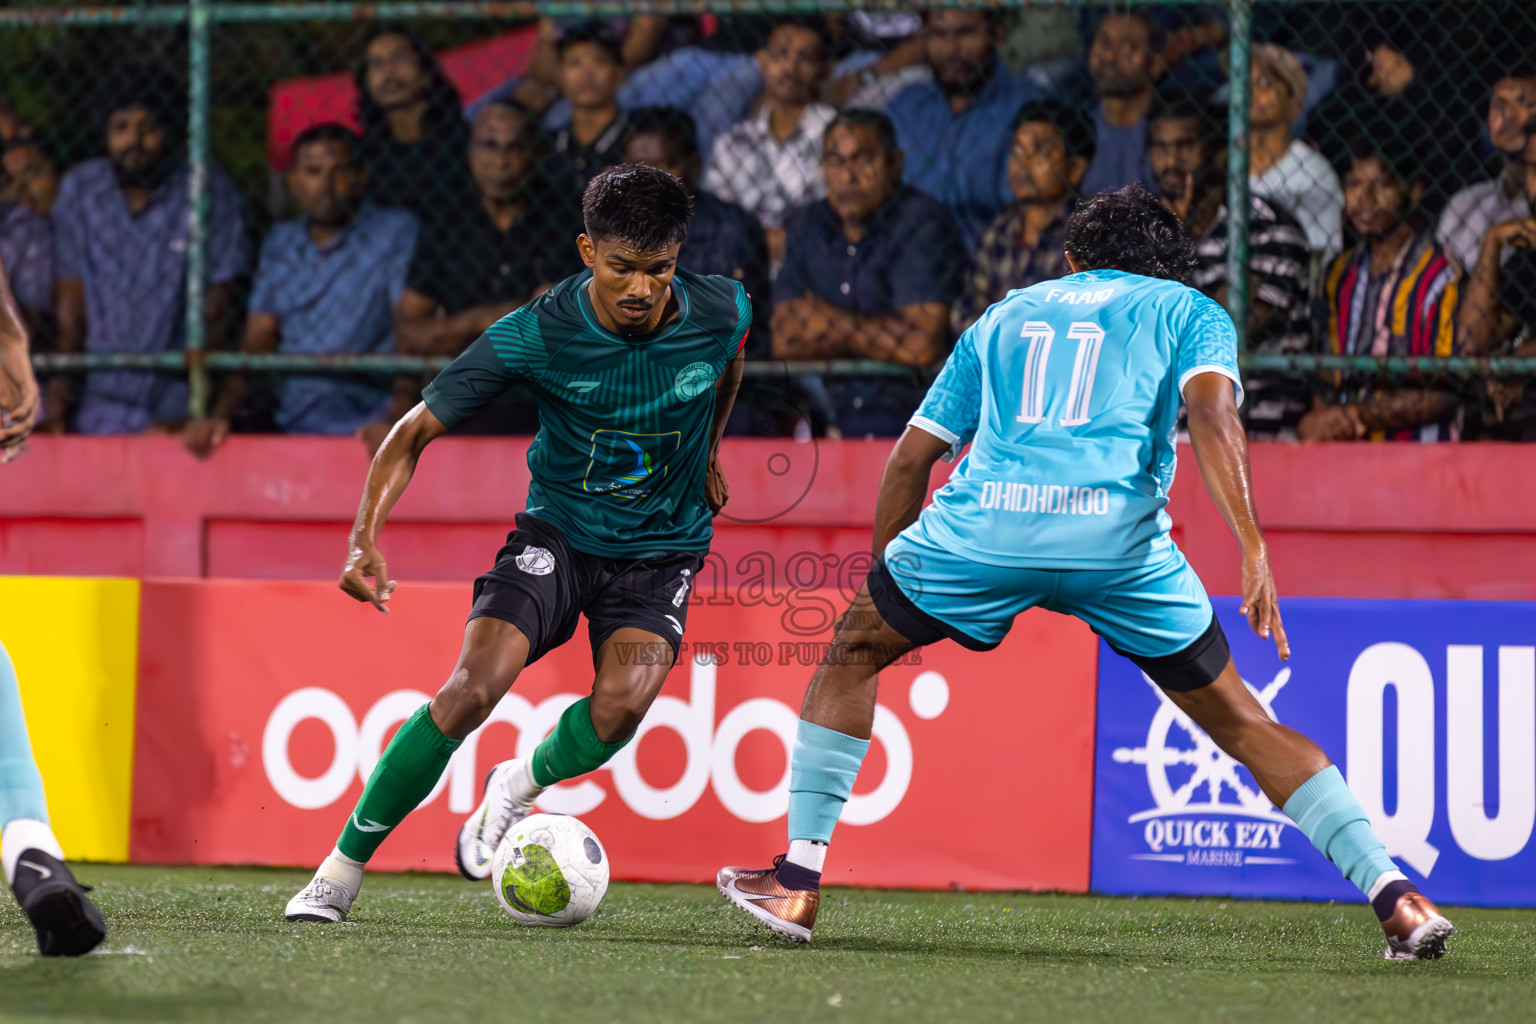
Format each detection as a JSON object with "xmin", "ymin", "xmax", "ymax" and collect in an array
[{"xmin": 907, "ymin": 269, "xmax": 1241, "ymax": 570}]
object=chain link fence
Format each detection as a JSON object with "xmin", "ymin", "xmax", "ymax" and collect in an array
[{"xmin": 5, "ymin": 1, "xmax": 1536, "ymax": 442}]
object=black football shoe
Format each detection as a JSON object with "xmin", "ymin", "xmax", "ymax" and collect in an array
[{"xmin": 10, "ymin": 850, "xmax": 106, "ymax": 956}]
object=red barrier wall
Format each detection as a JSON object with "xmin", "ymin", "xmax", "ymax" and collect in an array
[
  {"xmin": 131, "ymin": 580, "xmax": 1098, "ymax": 890},
  {"xmin": 6, "ymin": 437, "xmax": 1536, "ymax": 598}
]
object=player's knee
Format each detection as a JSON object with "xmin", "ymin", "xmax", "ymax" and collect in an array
[
  {"xmin": 432, "ymin": 667, "xmax": 513, "ymax": 740},
  {"xmin": 589, "ymin": 673, "xmax": 665, "ymax": 743}
]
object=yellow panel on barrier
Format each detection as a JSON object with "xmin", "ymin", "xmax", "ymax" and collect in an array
[{"xmin": 0, "ymin": 577, "xmax": 139, "ymax": 863}]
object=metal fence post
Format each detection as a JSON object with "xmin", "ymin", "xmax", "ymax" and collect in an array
[
  {"xmin": 1226, "ymin": 0, "xmax": 1252, "ymax": 353},
  {"xmin": 186, "ymin": 0, "xmax": 212, "ymax": 420}
]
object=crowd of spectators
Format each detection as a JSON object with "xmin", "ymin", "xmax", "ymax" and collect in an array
[{"xmin": 10, "ymin": 7, "xmax": 1536, "ymax": 446}]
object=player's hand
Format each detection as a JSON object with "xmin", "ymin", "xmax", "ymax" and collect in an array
[
  {"xmin": 1238, "ymin": 545, "xmax": 1289, "ymax": 661},
  {"xmin": 706, "ymin": 450, "xmax": 729, "ymax": 513},
  {"xmin": 339, "ymin": 539, "xmax": 396, "ymax": 614},
  {"xmin": 182, "ymin": 416, "xmax": 230, "ymax": 458}
]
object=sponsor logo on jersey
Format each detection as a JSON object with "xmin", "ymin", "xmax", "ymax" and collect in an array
[
  {"xmin": 673, "ymin": 362, "xmax": 716, "ymax": 401},
  {"xmin": 584, "ymin": 430, "xmax": 681, "ymax": 499},
  {"xmin": 565, "ymin": 380, "xmax": 602, "ymax": 395},
  {"xmin": 516, "ymin": 546, "xmax": 556, "ymax": 575}
]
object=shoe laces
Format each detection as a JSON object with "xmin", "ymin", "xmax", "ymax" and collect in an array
[{"xmin": 303, "ymin": 878, "xmax": 350, "ymax": 907}]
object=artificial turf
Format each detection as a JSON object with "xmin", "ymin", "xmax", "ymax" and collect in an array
[{"xmin": 1, "ymin": 865, "xmax": 1533, "ymax": 1023}]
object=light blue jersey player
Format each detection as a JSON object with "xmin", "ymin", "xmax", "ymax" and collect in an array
[
  {"xmin": 720, "ymin": 186, "xmax": 1455, "ymax": 962},
  {"xmin": 0, "ymin": 255, "xmax": 106, "ymax": 956}
]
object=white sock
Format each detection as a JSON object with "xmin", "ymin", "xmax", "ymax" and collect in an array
[
  {"xmin": 320, "ymin": 850, "xmax": 364, "ymax": 894},
  {"xmin": 785, "ymin": 839, "xmax": 826, "ymax": 874},
  {"xmin": 506, "ymin": 758, "xmax": 545, "ymax": 809},
  {"xmin": 2, "ymin": 818, "xmax": 65, "ymax": 886},
  {"xmin": 1367, "ymin": 870, "xmax": 1410, "ymax": 903}
]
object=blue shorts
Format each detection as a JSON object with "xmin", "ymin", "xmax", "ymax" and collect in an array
[{"xmin": 877, "ymin": 525, "xmax": 1219, "ymax": 664}]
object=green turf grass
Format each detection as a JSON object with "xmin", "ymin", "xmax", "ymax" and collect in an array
[{"xmin": 2, "ymin": 865, "xmax": 1533, "ymax": 1023}]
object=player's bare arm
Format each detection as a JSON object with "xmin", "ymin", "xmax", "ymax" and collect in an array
[
  {"xmin": 1183, "ymin": 371, "xmax": 1289, "ymax": 659},
  {"xmin": 0, "ymin": 255, "xmax": 39, "ymax": 462},
  {"xmin": 338, "ymin": 402, "xmax": 449, "ymax": 613},
  {"xmin": 871, "ymin": 424, "xmax": 951, "ymax": 555},
  {"xmin": 707, "ymin": 347, "xmax": 745, "ymax": 513}
]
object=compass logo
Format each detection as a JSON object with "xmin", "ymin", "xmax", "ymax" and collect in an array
[{"xmin": 1111, "ymin": 668, "xmax": 1298, "ymax": 868}]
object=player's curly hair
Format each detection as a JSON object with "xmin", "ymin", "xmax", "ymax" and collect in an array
[
  {"xmin": 583, "ymin": 164, "xmax": 694, "ymax": 251},
  {"xmin": 1064, "ymin": 184, "xmax": 1197, "ymax": 284}
]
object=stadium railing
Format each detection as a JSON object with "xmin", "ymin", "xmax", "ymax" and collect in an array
[{"xmin": 5, "ymin": 1, "xmax": 1536, "ymax": 430}]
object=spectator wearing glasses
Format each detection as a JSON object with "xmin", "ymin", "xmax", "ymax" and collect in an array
[
  {"xmin": 1079, "ymin": 11, "xmax": 1164, "ymax": 198},
  {"xmin": 355, "ymin": 25, "xmax": 472, "ymax": 217},
  {"xmin": 703, "ymin": 16, "xmax": 836, "ymax": 267},
  {"xmin": 49, "ymin": 64, "xmax": 248, "ymax": 434},
  {"xmin": 1438, "ymin": 69, "xmax": 1536, "ymax": 273},
  {"xmin": 184, "ymin": 125, "xmax": 418, "ymax": 455},
  {"xmin": 1301, "ymin": 139, "xmax": 1461, "ymax": 443},
  {"xmin": 1248, "ymin": 43, "xmax": 1344, "ymax": 263},
  {"xmin": 883, "ymin": 8, "xmax": 1042, "ymax": 247},
  {"xmin": 773, "ymin": 110, "xmax": 962, "ymax": 438},
  {"xmin": 953, "ymin": 99, "xmax": 1093, "ymax": 334},
  {"xmin": 1149, "ymin": 99, "xmax": 1312, "ymax": 438},
  {"xmin": 395, "ymin": 100, "xmax": 582, "ymax": 361}
]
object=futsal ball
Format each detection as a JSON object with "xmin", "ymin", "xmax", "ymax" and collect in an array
[{"xmin": 491, "ymin": 813, "xmax": 609, "ymax": 927}]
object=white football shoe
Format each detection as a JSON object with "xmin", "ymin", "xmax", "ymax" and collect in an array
[
  {"xmin": 455, "ymin": 758, "xmax": 542, "ymax": 881},
  {"xmin": 284, "ymin": 856, "xmax": 362, "ymax": 923}
]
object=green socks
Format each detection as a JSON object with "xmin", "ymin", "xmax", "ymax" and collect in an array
[
  {"xmin": 530, "ymin": 698, "xmax": 632, "ymax": 787},
  {"xmin": 336, "ymin": 703, "xmax": 461, "ymax": 863}
]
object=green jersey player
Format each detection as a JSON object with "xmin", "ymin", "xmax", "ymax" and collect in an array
[{"xmin": 286, "ymin": 165, "xmax": 749, "ymax": 922}]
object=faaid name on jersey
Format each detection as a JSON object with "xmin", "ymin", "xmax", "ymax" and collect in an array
[{"xmin": 1043, "ymin": 287, "xmax": 1117, "ymax": 305}]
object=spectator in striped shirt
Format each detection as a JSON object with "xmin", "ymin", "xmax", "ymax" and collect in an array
[
  {"xmin": 1300, "ymin": 139, "xmax": 1462, "ymax": 442},
  {"xmin": 1148, "ymin": 99, "xmax": 1312, "ymax": 438}
]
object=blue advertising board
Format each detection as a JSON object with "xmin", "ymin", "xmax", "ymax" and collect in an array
[{"xmin": 1092, "ymin": 598, "xmax": 1536, "ymax": 906}]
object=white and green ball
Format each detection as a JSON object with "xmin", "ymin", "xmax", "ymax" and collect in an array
[{"xmin": 490, "ymin": 813, "xmax": 609, "ymax": 927}]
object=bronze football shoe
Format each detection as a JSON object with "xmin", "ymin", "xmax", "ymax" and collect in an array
[
  {"xmin": 718, "ymin": 855, "xmax": 819, "ymax": 942},
  {"xmin": 1379, "ymin": 886, "xmax": 1455, "ymax": 961}
]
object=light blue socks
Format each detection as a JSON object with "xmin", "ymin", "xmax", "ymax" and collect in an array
[
  {"xmin": 786, "ymin": 720, "xmax": 870, "ymax": 844},
  {"xmin": 0, "ymin": 642, "xmax": 49, "ymax": 827},
  {"xmin": 1283, "ymin": 765, "xmax": 1403, "ymax": 898}
]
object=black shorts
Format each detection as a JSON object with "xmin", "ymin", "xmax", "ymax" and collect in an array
[{"xmin": 470, "ymin": 513, "xmax": 706, "ymax": 666}]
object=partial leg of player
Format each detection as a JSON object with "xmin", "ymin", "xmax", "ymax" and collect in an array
[
  {"xmin": 456, "ymin": 626, "xmax": 677, "ymax": 880},
  {"xmin": 719, "ymin": 588, "xmax": 1452, "ymax": 960},
  {"xmin": 2, "ymin": 643, "xmax": 107, "ymax": 956},
  {"xmin": 1165, "ymin": 666, "xmax": 1454, "ymax": 960},
  {"xmin": 287, "ymin": 621, "xmax": 676, "ymax": 921},
  {"xmin": 718, "ymin": 586, "xmax": 913, "ymax": 943}
]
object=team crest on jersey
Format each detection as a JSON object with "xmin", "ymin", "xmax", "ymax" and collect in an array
[
  {"xmin": 515, "ymin": 546, "xmax": 556, "ymax": 575},
  {"xmin": 673, "ymin": 362, "xmax": 716, "ymax": 401}
]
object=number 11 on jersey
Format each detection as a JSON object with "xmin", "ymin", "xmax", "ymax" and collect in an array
[{"xmin": 1016, "ymin": 321, "xmax": 1106, "ymax": 428}]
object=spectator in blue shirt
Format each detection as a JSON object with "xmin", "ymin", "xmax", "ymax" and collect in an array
[
  {"xmin": 184, "ymin": 125, "xmax": 418, "ymax": 455},
  {"xmin": 883, "ymin": 9, "xmax": 1042, "ymax": 248},
  {"xmin": 774, "ymin": 110, "xmax": 963, "ymax": 438},
  {"xmin": 1080, "ymin": 11, "xmax": 1166, "ymax": 198},
  {"xmin": 49, "ymin": 64, "xmax": 248, "ymax": 435}
]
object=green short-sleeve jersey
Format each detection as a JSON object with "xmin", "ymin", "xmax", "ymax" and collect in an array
[{"xmin": 422, "ymin": 268, "xmax": 751, "ymax": 558}]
